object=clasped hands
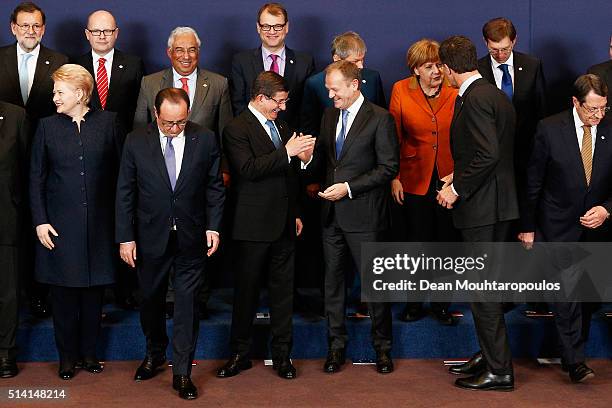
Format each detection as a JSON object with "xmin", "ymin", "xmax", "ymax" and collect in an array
[
  {"xmin": 285, "ymin": 132, "xmax": 315, "ymax": 163},
  {"xmin": 436, "ymin": 173, "xmax": 457, "ymax": 209}
]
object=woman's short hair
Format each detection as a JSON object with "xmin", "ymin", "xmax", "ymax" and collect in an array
[
  {"xmin": 51, "ymin": 64, "xmax": 94, "ymax": 105},
  {"xmin": 406, "ymin": 39, "xmax": 440, "ymax": 72}
]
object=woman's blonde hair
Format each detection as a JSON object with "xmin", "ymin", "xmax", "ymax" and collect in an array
[{"xmin": 51, "ymin": 64, "xmax": 94, "ymax": 105}]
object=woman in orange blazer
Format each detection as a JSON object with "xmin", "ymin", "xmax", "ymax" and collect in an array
[{"xmin": 389, "ymin": 39, "xmax": 460, "ymax": 324}]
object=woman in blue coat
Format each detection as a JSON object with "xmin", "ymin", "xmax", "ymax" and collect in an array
[{"xmin": 29, "ymin": 64, "xmax": 122, "ymax": 380}]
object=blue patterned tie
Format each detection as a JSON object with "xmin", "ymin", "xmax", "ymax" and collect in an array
[
  {"xmin": 336, "ymin": 109, "xmax": 349, "ymax": 160},
  {"xmin": 499, "ymin": 64, "xmax": 513, "ymax": 100},
  {"xmin": 265, "ymin": 120, "xmax": 282, "ymax": 149},
  {"xmin": 164, "ymin": 136, "xmax": 176, "ymax": 190},
  {"xmin": 19, "ymin": 53, "xmax": 33, "ymax": 104}
]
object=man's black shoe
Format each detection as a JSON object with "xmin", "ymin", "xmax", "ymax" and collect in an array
[
  {"xmin": 455, "ymin": 370, "xmax": 514, "ymax": 391},
  {"xmin": 569, "ymin": 362, "xmax": 595, "ymax": 383},
  {"xmin": 134, "ymin": 355, "xmax": 166, "ymax": 381},
  {"xmin": 173, "ymin": 375, "xmax": 198, "ymax": 400},
  {"xmin": 0, "ymin": 357, "xmax": 18, "ymax": 378},
  {"xmin": 375, "ymin": 350, "xmax": 394, "ymax": 374},
  {"xmin": 449, "ymin": 351, "xmax": 485, "ymax": 375},
  {"xmin": 216, "ymin": 354, "xmax": 252, "ymax": 378},
  {"xmin": 323, "ymin": 349, "xmax": 345, "ymax": 373}
]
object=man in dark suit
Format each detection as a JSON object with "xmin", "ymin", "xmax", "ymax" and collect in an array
[
  {"xmin": 0, "ymin": 102, "xmax": 29, "ymax": 378},
  {"xmin": 0, "ymin": 1, "xmax": 68, "ymax": 318},
  {"xmin": 478, "ymin": 17, "xmax": 546, "ymax": 220},
  {"xmin": 519, "ymin": 74, "xmax": 612, "ymax": 384},
  {"xmin": 230, "ymin": 2, "xmax": 315, "ymax": 130},
  {"xmin": 134, "ymin": 26, "xmax": 232, "ymax": 318},
  {"xmin": 74, "ymin": 10, "xmax": 144, "ymax": 133},
  {"xmin": 216, "ymin": 71, "xmax": 315, "ymax": 380},
  {"xmin": 74, "ymin": 9, "xmax": 144, "ymax": 311},
  {"xmin": 116, "ymin": 88, "xmax": 224, "ymax": 400},
  {"xmin": 587, "ymin": 37, "xmax": 612, "ymax": 107},
  {"xmin": 305, "ymin": 60, "xmax": 398, "ymax": 375},
  {"xmin": 437, "ymin": 36, "xmax": 518, "ymax": 391}
]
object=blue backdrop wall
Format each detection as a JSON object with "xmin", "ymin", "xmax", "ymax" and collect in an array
[{"xmin": 0, "ymin": 0, "xmax": 611, "ymax": 115}]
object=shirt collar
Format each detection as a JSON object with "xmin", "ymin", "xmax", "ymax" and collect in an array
[
  {"xmin": 262, "ymin": 45, "xmax": 286, "ymax": 62},
  {"xmin": 247, "ymin": 103, "xmax": 271, "ymax": 127},
  {"xmin": 344, "ymin": 92, "xmax": 365, "ymax": 115},
  {"xmin": 172, "ymin": 67, "xmax": 197, "ymax": 82},
  {"xmin": 17, "ymin": 43, "xmax": 40, "ymax": 58},
  {"xmin": 92, "ymin": 48, "xmax": 114, "ymax": 64},
  {"xmin": 458, "ymin": 73, "xmax": 482, "ymax": 97},
  {"xmin": 572, "ymin": 107, "xmax": 587, "ymax": 129},
  {"xmin": 490, "ymin": 52, "xmax": 514, "ymax": 70},
  {"xmin": 158, "ymin": 127, "xmax": 185, "ymax": 140}
]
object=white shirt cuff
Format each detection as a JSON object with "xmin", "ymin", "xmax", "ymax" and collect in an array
[
  {"xmin": 450, "ymin": 183, "xmax": 459, "ymax": 197},
  {"xmin": 345, "ymin": 182, "xmax": 352, "ymax": 199}
]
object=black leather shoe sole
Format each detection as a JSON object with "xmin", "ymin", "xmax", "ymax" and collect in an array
[{"xmin": 216, "ymin": 359, "xmax": 253, "ymax": 378}]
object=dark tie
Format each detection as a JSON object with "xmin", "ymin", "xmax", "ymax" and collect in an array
[
  {"xmin": 269, "ymin": 54, "xmax": 279, "ymax": 74},
  {"xmin": 499, "ymin": 64, "xmax": 513, "ymax": 100},
  {"xmin": 164, "ymin": 136, "xmax": 176, "ymax": 190},
  {"xmin": 96, "ymin": 57, "xmax": 109, "ymax": 109},
  {"xmin": 581, "ymin": 125, "xmax": 593, "ymax": 185},
  {"xmin": 336, "ymin": 109, "xmax": 349, "ymax": 160},
  {"xmin": 265, "ymin": 120, "xmax": 282, "ymax": 149}
]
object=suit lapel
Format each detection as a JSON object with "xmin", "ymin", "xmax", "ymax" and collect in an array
[
  {"xmin": 174, "ymin": 124, "xmax": 198, "ymax": 193},
  {"xmin": 252, "ymin": 47, "xmax": 264, "ymax": 76},
  {"xmin": 512, "ymin": 53, "xmax": 527, "ymax": 101},
  {"xmin": 81, "ymin": 53, "xmax": 100, "ymax": 107},
  {"xmin": 328, "ymin": 108, "xmax": 341, "ymax": 162},
  {"xmin": 146, "ymin": 125, "xmax": 173, "ymax": 191},
  {"xmin": 591, "ymin": 120, "xmax": 609, "ymax": 188},
  {"xmin": 107, "ymin": 50, "xmax": 126, "ymax": 107},
  {"xmin": 338, "ymin": 100, "xmax": 372, "ymax": 162},
  {"xmin": 161, "ymin": 68, "xmax": 173, "ymax": 89},
  {"xmin": 563, "ymin": 111, "xmax": 589, "ymax": 188},
  {"xmin": 245, "ymin": 109, "xmax": 278, "ymax": 151},
  {"xmin": 0, "ymin": 105, "xmax": 5, "ymax": 136},
  {"xmin": 28, "ymin": 46, "xmax": 54, "ymax": 107},
  {"xmin": 190, "ymin": 68, "xmax": 211, "ymax": 113},
  {"xmin": 283, "ymin": 47, "xmax": 296, "ymax": 88},
  {"xmin": 480, "ymin": 57, "xmax": 495, "ymax": 85},
  {"xmin": 3, "ymin": 45, "xmax": 20, "ymax": 104}
]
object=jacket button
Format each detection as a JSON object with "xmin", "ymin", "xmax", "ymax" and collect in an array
[
  {"xmin": 78, "ymin": 156, "xmax": 83, "ymax": 160},
  {"xmin": 80, "ymin": 172, "xmax": 85, "ymax": 176},
  {"xmin": 433, "ymin": 144, "xmax": 437, "ymax": 150},
  {"xmin": 431, "ymin": 131, "xmax": 437, "ymax": 135}
]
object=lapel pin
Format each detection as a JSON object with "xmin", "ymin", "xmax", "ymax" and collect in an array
[
  {"xmin": 119, "ymin": 65, "xmax": 124, "ymax": 69},
  {"xmin": 289, "ymin": 59, "xmax": 294, "ymax": 64},
  {"xmin": 203, "ymin": 83, "xmax": 208, "ymax": 87},
  {"xmin": 518, "ymin": 67, "xmax": 523, "ymax": 71},
  {"xmin": 362, "ymin": 79, "xmax": 366, "ymax": 83},
  {"xmin": 45, "ymin": 60, "xmax": 49, "ymax": 65},
  {"xmin": 0, "ymin": 116, "xmax": 4, "ymax": 120},
  {"xmin": 602, "ymin": 136, "xmax": 606, "ymax": 140}
]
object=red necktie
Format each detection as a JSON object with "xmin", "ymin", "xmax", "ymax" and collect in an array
[
  {"xmin": 180, "ymin": 77, "xmax": 189, "ymax": 95},
  {"xmin": 96, "ymin": 57, "xmax": 108, "ymax": 109},
  {"xmin": 269, "ymin": 54, "xmax": 279, "ymax": 74}
]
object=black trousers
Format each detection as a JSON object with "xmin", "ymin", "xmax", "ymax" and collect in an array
[
  {"xmin": 460, "ymin": 221, "xmax": 513, "ymax": 375},
  {"xmin": 49, "ymin": 285, "xmax": 104, "ymax": 364},
  {"xmin": 323, "ymin": 216, "xmax": 392, "ymax": 352},
  {"xmin": 0, "ymin": 246, "xmax": 19, "ymax": 359},
  {"xmin": 138, "ymin": 232, "xmax": 204, "ymax": 376},
  {"xmin": 229, "ymin": 237, "xmax": 295, "ymax": 360}
]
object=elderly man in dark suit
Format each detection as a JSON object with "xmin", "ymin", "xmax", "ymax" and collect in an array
[
  {"xmin": 0, "ymin": 1, "xmax": 68, "ymax": 318},
  {"xmin": 519, "ymin": 74, "xmax": 612, "ymax": 384},
  {"xmin": 437, "ymin": 35, "xmax": 518, "ymax": 391},
  {"xmin": 305, "ymin": 60, "xmax": 399, "ymax": 375},
  {"xmin": 116, "ymin": 88, "xmax": 224, "ymax": 400},
  {"xmin": 0, "ymin": 102, "xmax": 29, "ymax": 378},
  {"xmin": 216, "ymin": 71, "xmax": 314, "ymax": 380},
  {"xmin": 230, "ymin": 2, "xmax": 315, "ymax": 130}
]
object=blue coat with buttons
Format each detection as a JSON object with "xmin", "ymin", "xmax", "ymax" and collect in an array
[{"xmin": 29, "ymin": 110, "xmax": 122, "ymax": 287}]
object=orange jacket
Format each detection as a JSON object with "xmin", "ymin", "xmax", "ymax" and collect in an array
[{"xmin": 389, "ymin": 76, "xmax": 457, "ymax": 196}]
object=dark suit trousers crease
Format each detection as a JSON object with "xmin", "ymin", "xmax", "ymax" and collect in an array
[
  {"xmin": 49, "ymin": 285, "xmax": 104, "ymax": 363},
  {"xmin": 137, "ymin": 231, "xmax": 204, "ymax": 376},
  {"xmin": 0, "ymin": 246, "xmax": 19, "ymax": 358},
  {"xmin": 547, "ymin": 302, "xmax": 590, "ymax": 366},
  {"xmin": 323, "ymin": 215, "xmax": 392, "ymax": 352},
  {"xmin": 460, "ymin": 221, "xmax": 513, "ymax": 375},
  {"xmin": 230, "ymin": 237, "xmax": 295, "ymax": 359}
]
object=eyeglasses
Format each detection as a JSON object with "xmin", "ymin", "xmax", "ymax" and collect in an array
[
  {"xmin": 86, "ymin": 28, "xmax": 117, "ymax": 37},
  {"xmin": 258, "ymin": 22, "xmax": 287, "ymax": 32},
  {"xmin": 172, "ymin": 47, "xmax": 198, "ymax": 57},
  {"xmin": 581, "ymin": 103, "xmax": 610, "ymax": 115},
  {"xmin": 265, "ymin": 95, "xmax": 290, "ymax": 106},
  {"xmin": 488, "ymin": 46, "xmax": 513, "ymax": 55},
  {"xmin": 160, "ymin": 119, "xmax": 188, "ymax": 128},
  {"xmin": 14, "ymin": 23, "xmax": 43, "ymax": 32}
]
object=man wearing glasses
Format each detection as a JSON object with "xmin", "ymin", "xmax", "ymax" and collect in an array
[
  {"xmin": 518, "ymin": 74, "xmax": 612, "ymax": 384},
  {"xmin": 0, "ymin": 1, "xmax": 68, "ymax": 320},
  {"xmin": 116, "ymin": 88, "xmax": 225, "ymax": 400},
  {"xmin": 74, "ymin": 10, "xmax": 144, "ymax": 134},
  {"xmin": 230, "ymin": 2, "xmax": 315, "ymax": 130}
]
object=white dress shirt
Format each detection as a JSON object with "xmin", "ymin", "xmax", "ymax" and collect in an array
[
  {"xmin": 158, "ymin": 128, "xmax": 186, "ymax": 180},
  {"xmin": 262, "ymin": 46, "xmax": 286, "ymax": 76},
  {"xmin": 92, "ymin": 48, "xmax": 114, "ymax": 83},
  {"xmin": 172, "ymin": 68, "xmax": 197, "ymax": 107},
  {"xmin": 248, "ymin": 103, "xmax": 291, "ymax": 162},
  {"xmin": 16, "ymin": 43, "xmax": 40, "ymax": 97},
  {"xmin": 490, "ymin": 53, "xmax": 515, "ymax": 92},
  {"xmin": 335, "ymin": 93, "xmax": 365, "ymax": 198},
  {"xmin": 572, "ymin": 107, "xmax": 597, "ymax": 156}
]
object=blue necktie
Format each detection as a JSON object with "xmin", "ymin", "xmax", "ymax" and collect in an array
[
  {"xmin": 19, "ymin": 53, "xmax": 33, "ymax": 104},
  {"xmin": 164, "ymin": 136, "xmax": 176, "ymax": 190},
  {"xmin": 265, "ymin": 120, "xmax": 282, "ymax": 149},
  {"xmin": 336, "ymin": 109, "xmax": 349, "ymax": 160},
  {"xmin": 499, "ymin": 64, "xmax": 513, "ymax": 100}
]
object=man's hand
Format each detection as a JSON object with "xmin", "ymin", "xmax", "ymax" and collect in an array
[
  {"xmin": 206, "ymin": 232, "xmax": 220, "ymax": 257},
  {"xmin": 306, "ymin": 183, "xmax": 320, "ymax": 199},
  {"xmin": 436, "ymin": 185, "xmax": 458, "ymax": 209},
  {"xmin": 580, "ymin": 206, "xmax": 609, "ymax": 229},
  {"xmin": 119, "ymin": 242, "xmax": 137, "ymax": 267},
  {"xmin": 440, "ymin": 173, "xmax": 453, "ymax": 188},
  {"xmin": 222, "ymin": 172, "xmax": 231, "ymax": 187},
  {"xmin": 296, "ymin": 133, "xmax": 315, "ymax": 163},
  {"xmin": 296, "ymin": 218, "xmax": 303, "ymax": 236},
  {"xmin": 391, "ymin": 179, "xmax": 404, "ymax": 205},
  {"xmin": 318, "ymin": 183, "xmax": 348, "ymax": 201},
  {"xmin": 285, "ymin": 133, "xmax": 316, "ymax": 157},
  {"xmin": 36, "ymin": 224, "xmax": 58, "ymax": 250},
  {"xmin": 518, "ymin": 232, "xmax": 535, "ymax": 250}
]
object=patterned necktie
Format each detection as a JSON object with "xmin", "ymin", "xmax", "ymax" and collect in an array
[
  {"xmin": 19, "ymin": 53, "xmax": 33, "ymax": 104},
  {"xmin": 336, "ymin": 109, "xmax": 349, "ymax": 160},
  {"xmin": 180, "ymin": 77, "xmax": 189, "ymax": 95},
  {"xmin": 164, "ymin": 136, "xmax": 176, "ymax": 190},
  {"xmin": 96, "ymin": 57, "xmax": 109, "ymax": 109},
  {"xmin": 269, "ymin": 54, "xmax": 279, "ymax": 74},
  {"xmin": 581, "ymin": 125, "xmax": 593, "ymax": 185},
  {"xmin": 265, "ymin": 120, "xmax": 282, "ymax": 149},
  {"xmin": 499, "ymin": 64, "xmax": 513, "ymax": 100}
]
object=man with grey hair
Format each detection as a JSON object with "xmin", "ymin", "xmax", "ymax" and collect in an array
[{"xmin": 134, "ymin": 26, "xmax": 232, "ymax": 320}]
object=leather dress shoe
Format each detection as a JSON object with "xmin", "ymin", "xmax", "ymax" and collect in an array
[
  {"xmin": 449, "ymin": 351, "xmax": 485, "ymax": 375},
  {"xmin": 58, "ymin": 361, "xmax": 76, "ymax": 380},
  {"xmin": 273, "ymin": 357, "xmax": 296, "ymax": 379},
  {"xmin": 78, "ymin": 358, "xmax": 104, "ymax": 373},
  {"xmin": 432, "ymin": 308, "xmax": 456, "ymax": 326},
  {"xmin": 134, "ymin": 355, "xmax": 166, "ymax": 381},
  {"xmin": 0, "ymin": 357, "xmax": 18, "ymax": 378},
  {"xmin": 216, "ymin": 354, "xmax": 252, "ymax": 378},
  {"xmin": 376, "ymin": 350, "xmax": 394, "ymax": 374},
  {"xmin": 30, "ymin": 297, "xmax": 50, "ymax": 318},
  {"xmin": 400, "ymin": 305, "xmax": 424, "ymax": 322},
  {"xmin": 173, "ymin": 375, "xmax": 198, "ymax": 400},
  {"xmin": 323, "ymin": 349, "xmax": 345, "ymax": 373},
  {"xmin": 569, "ymin": 362, "xmax": 595, "ymax": 383},
  {"xmin": 165, "ymin": 302, "xmax": 174, "ymax": 319},
  {"xmin": 455, "ymin": 370, "xmax": 514, "ymax": 391}
]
